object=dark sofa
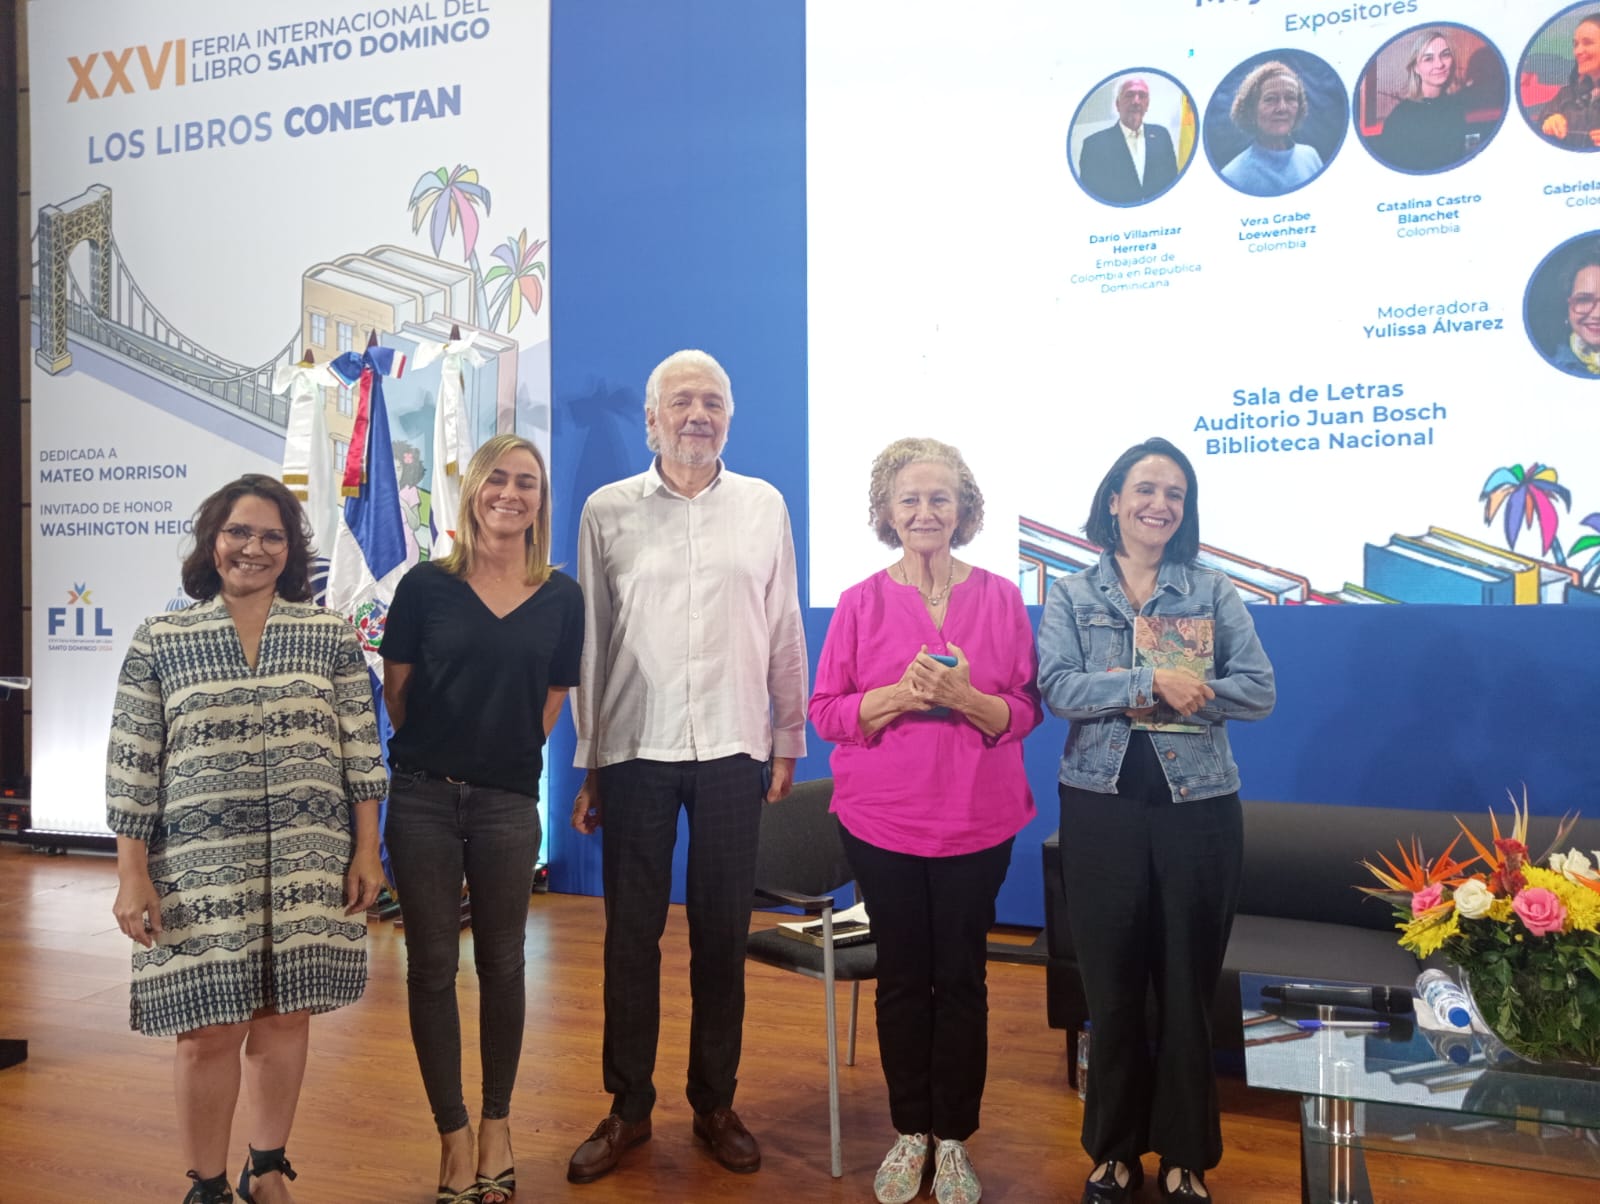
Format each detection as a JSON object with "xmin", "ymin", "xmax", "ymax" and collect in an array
[{"xmin": 1042, "ymin": 799, "xmax": 1600, "ymax": 1064}]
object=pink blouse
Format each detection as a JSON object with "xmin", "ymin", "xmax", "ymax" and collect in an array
[{"xmin": 809, "ymin": 567, "xmax": 1042, "ymax": 857}]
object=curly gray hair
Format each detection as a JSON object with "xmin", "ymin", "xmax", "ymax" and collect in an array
[{"xmin": 868, "ymin": 437, "xmax": 985, "ymax": 549}]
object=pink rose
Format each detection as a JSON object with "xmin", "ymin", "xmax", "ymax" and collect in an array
[
  {"xmin": 1411, "ymin": 884, "xmax": 1444, "ymax": 913},
  {"xmin": 1512, "ymin": 887, "xmax": 1567, "ymax": 936}
]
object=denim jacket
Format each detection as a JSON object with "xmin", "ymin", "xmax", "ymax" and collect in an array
[{"xmin": 1036, "ymin": 552, "xmax": 1275, "ymax": 801}]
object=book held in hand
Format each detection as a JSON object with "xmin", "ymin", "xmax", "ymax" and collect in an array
[
  {"xmin": 1130, "ymin": 616, "xmax": 1213, "ymax": 734},
  {"xmin": 775, "ymin": 900, "xmax": 872, "ymax": 948}
]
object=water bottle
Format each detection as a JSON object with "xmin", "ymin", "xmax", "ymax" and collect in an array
[
  {"xmin": 1421, "ymin": 1024, "xmax": 1473, "ymax": 1065},
  {"xmin": 1076, "ymin": 1021, "xmax": 1092, "ymax": 1100},
  {"xmin": 1416, "ymin": 969, "xmax": 1472, "ymax": 1028}
]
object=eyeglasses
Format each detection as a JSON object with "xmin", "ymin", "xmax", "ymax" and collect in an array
[
  {"xmin": 1571, "ymin": 294, "xmax": 1600, "ymax": 315},
  {"xmin": 219, "ymin": 524, "xmax": 288, "ymax": 552}
]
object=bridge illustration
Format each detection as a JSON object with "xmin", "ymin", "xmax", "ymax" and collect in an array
[{"xmin": 31, "ymin": 185, "xmax": 295, "ymax": 453}]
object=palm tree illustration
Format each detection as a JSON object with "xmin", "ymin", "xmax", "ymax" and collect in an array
[
  {"xmin": 485, "ymin": 229, "xmax": 547, "ymax": 332},
  {"xmin": 1479, "ymin": 462, "xmax": 1572, "ymax": 564},
  {"xmin": 408, "ymin": 165, "xmax": 493, "ymax": 323},
  {"xmin": 1569, "ymin": 513, "xmax": 1600, "ymax": 588}
]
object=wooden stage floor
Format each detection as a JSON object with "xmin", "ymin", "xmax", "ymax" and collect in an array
[{"xmin": 0, "ymin": 843, "xmax": 1590, "ymax": 1202}]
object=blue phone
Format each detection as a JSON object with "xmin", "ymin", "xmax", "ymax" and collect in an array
[{"xmin": 927, "ymin": 653, "xmax": 957, "ymax": 714}]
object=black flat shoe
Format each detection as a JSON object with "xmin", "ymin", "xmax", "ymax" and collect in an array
[
  {"xmin": 1157, "ymin": 1163, "xmax": 1210, "ymax": 1201},
  {"xmin": 1081, "ymin": 1158, "xmax": 1144, "ymax": 1204},
  {"xmin": 237, "ymin": 1146, "xmax": 296, "ymax": 1204}
]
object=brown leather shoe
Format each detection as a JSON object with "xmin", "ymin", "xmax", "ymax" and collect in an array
[
  {"xmin": 692, "ymin": 1106, "xmax": 761, "ymax": 1173},
  {"xmin": 566, "ymin": 1114, "xmax": 652, "ymax": 1184}
]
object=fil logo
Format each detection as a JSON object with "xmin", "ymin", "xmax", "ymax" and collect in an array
[
  {"xmin": 68, "ymin": 41, "xmax": 188, "ymax": 102},
  {"xmin": 48, "ymin": 582, "xmax": 113, "ymax": 638}
]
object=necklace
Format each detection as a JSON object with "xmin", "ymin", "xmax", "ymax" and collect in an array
[{"xmin": 895, "ymin": 560, "xmax": 955, "ymax": 607}]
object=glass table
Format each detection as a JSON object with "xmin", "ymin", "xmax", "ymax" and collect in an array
[{"xmin": 1239, "ymin": 972, "xmax": 1600, "ymax": 1203}]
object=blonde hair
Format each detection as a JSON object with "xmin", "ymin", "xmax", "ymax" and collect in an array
[
  {"xmin": 867, "ymin": 437, "xmax": 985, "ymax": 549},
  {"xmin": 435, "ymin": 434, "xmax": 554, "ymax": 585},
  {"xmin": 1404, "ymin": 29, "xmax": 1459, "ymax": 100}
]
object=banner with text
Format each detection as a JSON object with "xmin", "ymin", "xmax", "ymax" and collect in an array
[
  {"xmin": 809, "ymin": 0, "xmax": 1600, "ymax": 609},
  {"xmin": 28, "ymin": 0, "xmax": 550, "ymax": 833}
]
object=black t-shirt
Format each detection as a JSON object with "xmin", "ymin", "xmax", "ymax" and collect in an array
[{"xmin": 381, "ymin": 561, "xmax": 584, "ymax": 796}]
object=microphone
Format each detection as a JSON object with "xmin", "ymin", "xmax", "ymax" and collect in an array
[{"xmin": 1259, "ymin": 982, "xmax": 1412, "ymax": 1014}]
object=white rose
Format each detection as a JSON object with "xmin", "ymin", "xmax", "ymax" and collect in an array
[
  {"xmin": 1453, "ymin": 879, "xmax": 1493, "ymax": 919},
  {"xmin": 1550, "ymin": 849, "xmax": 1598, "ymax": 883}
]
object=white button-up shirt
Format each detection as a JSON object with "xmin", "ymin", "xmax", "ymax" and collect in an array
[
  {"xmin": 574, "ymin": 459, "xmax": 809, "ymax": 769},
  {"xmin": 1121, "ymin": 121, "xmax": 1147, "ymax": 184}
]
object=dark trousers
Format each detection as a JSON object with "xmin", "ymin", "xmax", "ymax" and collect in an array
[
  {"xmin": 840, "ymin": 825, "xmax": 1015, "ymax": 1141},
  {"xmin": 1058, "ymin": 781, "xmax": 1243, "ymax": 1171},
  {"xmin": 385, "ymin": 771, "xmax": 542, "ymax": 1134},
  {"xmin": 598, "ymin": 754, "xmax": 766, "ymax": 1122}
]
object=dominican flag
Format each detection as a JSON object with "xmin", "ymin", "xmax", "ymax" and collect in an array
[{"xmin": 326, "ymin": 341, "xmax": 409, "ymax": 676}]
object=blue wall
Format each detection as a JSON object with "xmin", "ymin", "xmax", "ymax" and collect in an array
[{"xmin": 546, "ymin": 0, "xmax": 1594, "ymax": 924}]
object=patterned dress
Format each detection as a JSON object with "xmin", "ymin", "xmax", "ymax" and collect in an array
[{"xmin": 106, "ymin": 595, "xmax": 389, "ymax": 1037}]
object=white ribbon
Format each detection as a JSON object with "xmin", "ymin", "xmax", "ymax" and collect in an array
[
  {"xmin": 412, "ymin": 332, "xmax": 485, "ymax": 558},
  {"xmin": 274, "ymin": 358, "xmax": 339, "ymax": 560}
]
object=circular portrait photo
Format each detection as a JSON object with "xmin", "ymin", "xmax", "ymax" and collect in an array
[
  {"xmin": 1354, "ymin": 23, "xmax": 1509, "ymax": 174},
  {"xmin": 1525, "ymin": 232, "xmax": 1600, "ymax": 377},
  {"xmin": 1204, "ymin": 50, "xmax": 1347, "ymax": 198},
  {"xmin": 1068, "ymin": 69, "xmax": 1197, "ymax": 207},
  {"xmin": 1519, "ymin": 5, "xmax": 1600, "ymax": 151}
]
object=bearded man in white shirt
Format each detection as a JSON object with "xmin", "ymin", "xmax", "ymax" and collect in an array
[
  {"xmin": 1077, "ymin": 76, "xmax": 1180, "ymax": 205},
  {"xmin": 565, "ymin": 348, "xmax": 809, "ymax": 1185}
]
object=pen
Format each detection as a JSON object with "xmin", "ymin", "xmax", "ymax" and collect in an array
[{"xmin": 1294, "ymin": 1019, "xmax": 1389, "ymax": 1032}]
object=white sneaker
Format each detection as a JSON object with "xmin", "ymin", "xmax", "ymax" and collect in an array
[
  {"xmin": 932, "ymin": 1137, "xmax": 981, "ymax": 1204},
  {"xmin": 873, "ymin": 1132, "xmax": 930, "ymax": 1204}
]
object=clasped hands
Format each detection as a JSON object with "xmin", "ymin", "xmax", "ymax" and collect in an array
[
  {"xmin": 895, "ymin": 643, "xmax": 974, "ymax": 713},
  {"xmin": 1114, "ymin": 665, "xmax": 1215, "ymax": 719}
]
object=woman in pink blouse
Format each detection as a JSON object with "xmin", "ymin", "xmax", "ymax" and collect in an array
[{"xmin": 809, "ymin": 437, "xmax": 1042, "ymax": 1204}]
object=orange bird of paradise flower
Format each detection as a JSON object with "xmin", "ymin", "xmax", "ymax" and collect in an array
[{"xmin": 1360, "ymin": 832, "xmax": 1476, "ymax": 901}]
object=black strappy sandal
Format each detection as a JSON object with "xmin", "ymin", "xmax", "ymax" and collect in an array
[
  {"xmin": 182, "ymin": 1170, "xmax": 234, "ymax": 1203},
  {"xmin": 236, "ymin": 1146, "xmax": 296, "ymax": 1203},
  {"xmin": 475, "ymin": 1166, "xmax": 516, "ymax": 1203}
]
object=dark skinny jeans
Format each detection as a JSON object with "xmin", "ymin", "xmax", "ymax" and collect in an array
[{"xmin": 385, "ymin": 769, "xmax": 542, "ymax": 1134}]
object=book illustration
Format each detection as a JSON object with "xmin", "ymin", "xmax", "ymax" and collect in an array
[
  {"xmin": 1131, "ymin": 616, "xmax": 1212, "ymax": 734},
  {"xmin": 1018, "ymin": 518, "xmax": 1103, "ymax": 604},
  {"xmin": 1411, "ymin": 527, "xmax": 1575, "ymax": 604},
  {"xmin": 1363, "ymin": 540, "xmax": 1516, "ymax": 605},
  {"xmin": 1196, "ymin": 544, "xmax": 1309, "ymax": 604},
  {"xmin": 1328, "ymin": 582, "xmax": 1397, "ymax": 604},
  {"xmin": 776, "ymin": 900, "xmax": 871, "ymax": 948},
  {"xmin": 1018, "ymin": 459, "xmax": 1600, "ymax": 608}
]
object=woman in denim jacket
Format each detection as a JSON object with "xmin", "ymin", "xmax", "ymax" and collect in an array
[{"xmin": 1036, "ymin": 438, "xmax": 1274, "ymax": 1204}]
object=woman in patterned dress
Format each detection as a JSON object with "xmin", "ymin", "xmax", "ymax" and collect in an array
[{"xmin": 107, "ymin": 474, "xmax": 388, "ymax": 1204}]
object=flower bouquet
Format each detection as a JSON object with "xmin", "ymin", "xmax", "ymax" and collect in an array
[{"xmin": 1361, "ymin": 791, "xmax": 1600, "ymax": 1066}]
